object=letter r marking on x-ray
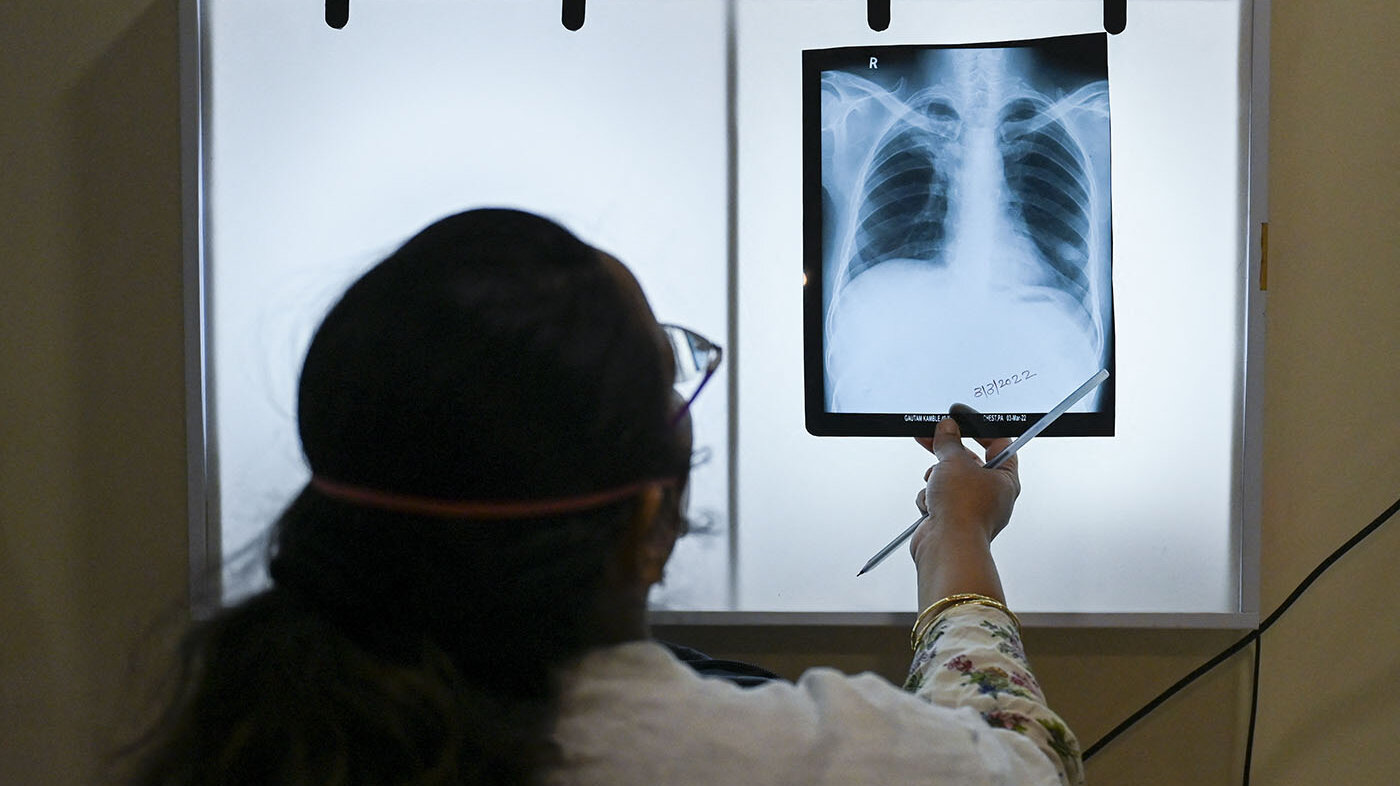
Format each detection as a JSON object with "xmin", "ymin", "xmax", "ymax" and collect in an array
[{"xmin": 869, "ymin": 57, "xmax": 879, "ymax": 69}]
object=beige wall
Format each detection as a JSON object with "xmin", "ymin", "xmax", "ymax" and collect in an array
[{"xmin": 2, "ymin": 1, "xmax": 1396, "ymax": 783}]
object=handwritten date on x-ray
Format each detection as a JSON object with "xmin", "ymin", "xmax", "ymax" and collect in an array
[{"xmin": 973, "ymin": 369, "xmax": 1037, "ymax": 398}]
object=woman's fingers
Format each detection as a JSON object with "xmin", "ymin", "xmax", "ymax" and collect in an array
[
  {"xmin": 976, "ymin": 435, "xmax": 1017, "ymax": 468},
  {"xmin": 931, "ymin": 414, "xmax": 972, "ymax": 463},
  {"xmin": 947, "ymin": 403, "xmax": 1016, "ymax": 470}
]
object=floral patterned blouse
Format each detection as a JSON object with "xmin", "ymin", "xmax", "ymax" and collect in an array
[{"xmin": 906, "ymin": 604, "xmax": 1085, "ymax": 785}]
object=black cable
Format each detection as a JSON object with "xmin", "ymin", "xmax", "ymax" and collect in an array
[
  {"xmin": 1241, "ymin": 635, "xmax": 1262, "ymax": 785},
  {"xmin": 1082, "ymin": 494, "xmax": 1400, "ymax": 762},
  {"xmin": 1256, "ymin": 494, "xmax": 1400, "ymax": 635},
  {"xmin": 1081, "ymin": 628, "xmax": 1256, "ymax": 759}
]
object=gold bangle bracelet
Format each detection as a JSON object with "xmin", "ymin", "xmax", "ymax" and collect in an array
[
  {"xmin": 911, "ymin": 593, "xmax": 1021, "ymax": 650},
  {"xmin": 959, "ymin": 598, "xmax": 1022, "ymax": 636},
  {"xmin": 913, "ymin": 598, "xmax": 1021, "ymax": 650}
]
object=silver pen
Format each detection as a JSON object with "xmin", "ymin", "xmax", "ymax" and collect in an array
[{"xmin": 857, "ymin": 368, "xmax": 1110, "ymax": 576}]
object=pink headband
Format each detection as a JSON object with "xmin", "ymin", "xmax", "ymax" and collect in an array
[{"xmin": 309, "ymin": 475, "xmax": 674, "ymax": 519}]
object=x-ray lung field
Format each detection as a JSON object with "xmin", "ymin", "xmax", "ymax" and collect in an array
[{"xmin": 803, "ymin": 34, "xmax": 1115, "ymax": 437}]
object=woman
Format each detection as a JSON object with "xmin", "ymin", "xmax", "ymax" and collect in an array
[{"xmin": 127, "ymin": 208, "xmax": 1083, "ymax": 785}]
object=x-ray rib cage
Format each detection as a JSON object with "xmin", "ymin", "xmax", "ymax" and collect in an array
[{"xmin": 818, "ymin": 41, "xmax": 1113, "ymax": 417}]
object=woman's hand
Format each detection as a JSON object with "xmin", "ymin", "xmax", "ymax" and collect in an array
[
  {"xmin": 910, "ymin": 406, "xmax": 1021, "ymax": 609},
  {"xmin": 913, "ymin": 407, "xmax": 1021, "ymax": 546}
]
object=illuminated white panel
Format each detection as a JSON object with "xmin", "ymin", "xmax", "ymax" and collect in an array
[
  {"xmin": 205, "ymin": 0, "xmax": 731, "ymax": 607},
  {"xmin": 195, "ymin": 0, "xmax": 1260, "ymax": 622},
  {"xmin": 736, "ymin": 0, "xmax": 1248, "ymax": 613}
]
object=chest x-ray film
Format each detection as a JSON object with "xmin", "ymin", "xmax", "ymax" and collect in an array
[{"xmin": 804, "ymin": 34, "xmax": 1115, "ymax": 437}]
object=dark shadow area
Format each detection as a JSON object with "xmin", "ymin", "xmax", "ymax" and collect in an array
[
  {"xmin": 655, "ymin": 623, "xmax": 1246, "ymax": 682},
  {"xmin": 69, "ymin": 0, "xmax": 189, "ymax": 774},
  {"xmin": 652, "ymin": 623, "xmax": 913, "ymax": 683}
]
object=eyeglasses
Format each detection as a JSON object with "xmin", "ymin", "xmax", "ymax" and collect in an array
[{"xmin": 661, "ymin": 323, "xmax": 723, "ymax": 427}]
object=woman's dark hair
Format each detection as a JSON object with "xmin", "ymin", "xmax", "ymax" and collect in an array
[{"xmin": 126, "ymin": 209, "xmax": 691, "ymax": 785}]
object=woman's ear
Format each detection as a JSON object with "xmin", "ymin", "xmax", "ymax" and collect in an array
[{"xmin": 622, "ymin": 483, "xmax": 680, "ymax": 587}]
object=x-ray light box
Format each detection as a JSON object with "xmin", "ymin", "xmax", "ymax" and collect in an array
[{"xmin": 182, "ymin": 0, "xmax": 1268, "ymax": 627}]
